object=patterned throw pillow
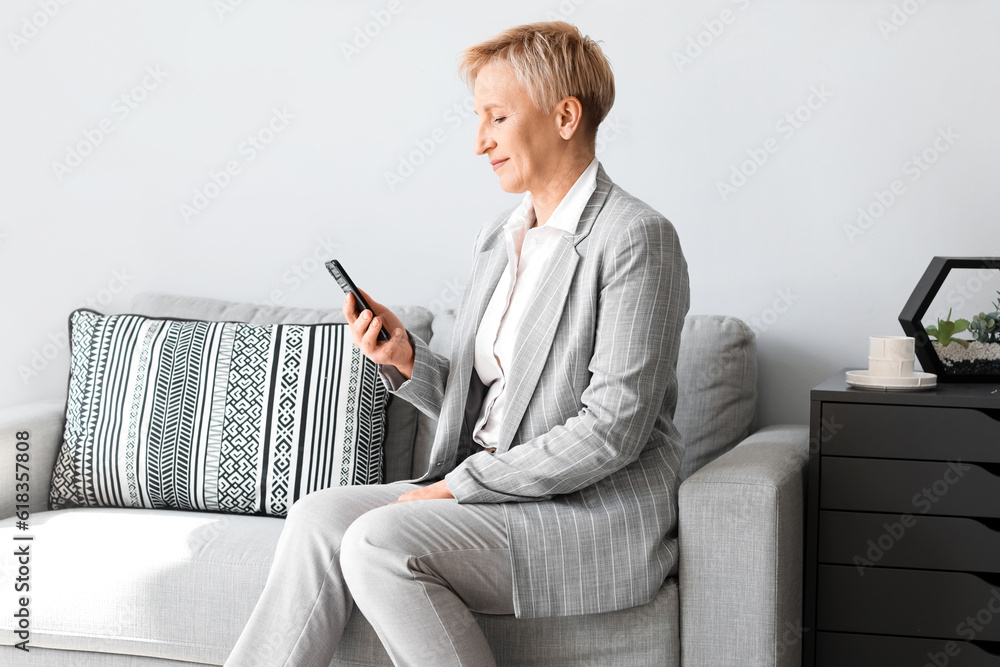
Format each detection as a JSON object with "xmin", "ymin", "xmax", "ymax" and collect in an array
[{"xmin": 50, "ymin": 309, "xmax": 388, "ymax": 517}]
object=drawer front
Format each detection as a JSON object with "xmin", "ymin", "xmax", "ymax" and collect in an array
[
  {"xmin": 823, "ymin": 402, "xmax": 1000, "ymax": 461},
  {"xmin": 819, "ymin": 510, "xmax": 1000, "ymax": 573},
  {"xmin": 818, "ymin": 565, "xmax": 1000, "ymax": 640},
  {"xmin": 817, "ymin": 632, "xmax": 1000, "ymax": 667},
  {"xmin": 821, "ymin": 457, "xmax": 1000, "ymax": 517}
]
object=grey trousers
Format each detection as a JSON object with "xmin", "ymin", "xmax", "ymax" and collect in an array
[{"xmin": 224, "ymin": 483, "xmax": 515, "ymax": 667}]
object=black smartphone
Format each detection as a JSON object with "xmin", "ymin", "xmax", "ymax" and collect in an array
[{"xmin": 325, "ymin": 260, "xmax": 391, "ymax": 342}]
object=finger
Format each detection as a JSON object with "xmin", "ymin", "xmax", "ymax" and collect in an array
[
  {"xmin": 361, "ymin": 314, "xmax": 382, "ymax": 350},
  {"xmin": 353, "ymin": 313, "xmax": 371, "ymax": 350},
  {"xmin": 342, "ymin": 293, "xmax": 357, "ymax": 324},
  {"xmin": 350, "ymin": 309, "xmax": 370, "ymax": 345},
  {"xmin": 353, "ymin": 308, "xmax": 371, "ymax": 331}
]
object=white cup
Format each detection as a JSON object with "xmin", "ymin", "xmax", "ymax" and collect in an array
[
  {"xmin": 868, "ymin": 336, "xmax": 915, "ymax": 377},
  {"xmin": 869, "ymin": 336, "xmax": 914, "ymax": 359},
  {"xmin": 868, "ymin": 356, "xmax": 915, "ymax": 377}
]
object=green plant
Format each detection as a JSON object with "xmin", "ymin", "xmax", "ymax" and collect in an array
[
  {"xmin": 970, "ymin": 311, "xmax": 1000, "ymax": 344},
  {"xmin": 925, "ymin": 309, "xmax": 970, "ymax": 348}
]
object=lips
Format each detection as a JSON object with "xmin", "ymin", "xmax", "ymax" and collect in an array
[{"xmin": 490, "ymin": 158, "xmax": 508, "ymax": 171}]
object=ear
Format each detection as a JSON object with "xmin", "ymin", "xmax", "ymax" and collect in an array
[{"xmin": 553, "ymin": 96, "xmax": 584, "ymax": 141}]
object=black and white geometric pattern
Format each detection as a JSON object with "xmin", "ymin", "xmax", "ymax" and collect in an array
[{"xmin": 50, "ymin": 309, "xmax": 388, "ymax": 517}]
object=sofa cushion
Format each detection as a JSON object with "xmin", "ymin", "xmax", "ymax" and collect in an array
[
  {"xmin": 51, "ymin": 309, "xmax": 388, "ymax": 517},
  {"xmin": 0, "ymin": 509, "xmax": 680, "ymax": 666},
  {"xmin": 673, "ymin": 315, "xmax": 757, "ymax": 480},
  {"xmin": 0, "ymin": 647, "xmax": 211, "ymax": 666},
  {"xmin": 128, "ymin": 293, "xmax": 434, "ymax": 484},
  {"xmin": 0, "ymin": 508, "xmax": 280, "ymax": 664},
  {"xmin": 476, "ymin": 579, "xmax": 678, "ymax": 666}
]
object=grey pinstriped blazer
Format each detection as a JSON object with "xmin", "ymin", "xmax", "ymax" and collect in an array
[{"xmin": 383, "ymin": 163, "xmax": 690, "ymax": 619}]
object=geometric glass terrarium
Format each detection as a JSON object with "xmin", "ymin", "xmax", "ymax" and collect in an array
[{"xmin": 898, "ymin": 256, "xmax": 1000, "ymax": 382}]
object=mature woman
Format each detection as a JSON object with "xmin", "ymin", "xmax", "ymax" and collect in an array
[{"xmin": 226, "ymin": 21, "xmax": 689, "ymax": 667}]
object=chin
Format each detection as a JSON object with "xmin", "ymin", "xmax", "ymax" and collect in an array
[{"xmin": 496, "ymin": 176, "xmax": 527, "ymax": 195}]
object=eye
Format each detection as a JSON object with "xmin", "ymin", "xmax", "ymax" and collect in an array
[{"xmin": 493, "ymin": 116, "xmax": 506, "ymax": 125}]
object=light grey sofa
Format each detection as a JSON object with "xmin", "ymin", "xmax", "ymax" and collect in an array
[{"xmin": 0, "ymin": 292, "xmax": 808, "ymax": 666}]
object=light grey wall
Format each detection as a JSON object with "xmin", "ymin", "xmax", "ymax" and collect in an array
[{"xmin": 3, "ymin": 0, "xmax": 998, "ymax": 426}]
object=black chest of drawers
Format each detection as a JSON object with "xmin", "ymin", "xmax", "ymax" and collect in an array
[{"xmin": 805, "ymin": 373, "xmax": 1000, "ymax": 666}]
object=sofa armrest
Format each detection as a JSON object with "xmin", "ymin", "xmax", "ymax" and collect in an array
[
  {"xmin": 0, "ymin": 401, "xmax": 65, "ymax": 521},
  {"xmin": 679, "ymin": 424, "xmax": 809, "ymax": 667}
]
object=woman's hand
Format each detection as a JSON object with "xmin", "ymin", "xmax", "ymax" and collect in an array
[
  {"xmin": 392, "ymin": 480, "xmax": 454, "ymax": 504},
  {"xmin": 343, "ymin": 290, "xmax": 414, "ymax": 380}
]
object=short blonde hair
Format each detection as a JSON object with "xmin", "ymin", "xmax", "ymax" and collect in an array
[{"xmin": 459, "ymin": 22, "xmax": 615, "ymax": 138}]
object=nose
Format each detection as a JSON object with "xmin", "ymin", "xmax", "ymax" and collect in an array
[{"xmin": 474, "ymin": 118, "xmax": 495, "ymax": 156}]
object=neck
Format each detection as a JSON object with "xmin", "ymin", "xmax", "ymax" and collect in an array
[{"xmin": 531, "ymin": 154, "xmax": 595, "ymax": 227}]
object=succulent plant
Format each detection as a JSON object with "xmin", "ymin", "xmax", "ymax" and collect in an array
[
  {"xmin": 925, "ymin": 308, "xmax": 970, "ymax": 348},
  {"xmin": 969, "ymin": 310, "xmax": 1000, "ymax": 344}
]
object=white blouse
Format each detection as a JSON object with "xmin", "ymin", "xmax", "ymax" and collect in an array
[{"xmin": 471, "ymin": 157, "xmax": 599, "ymax": 449}]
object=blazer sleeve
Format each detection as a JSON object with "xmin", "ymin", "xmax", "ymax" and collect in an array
[
  {"xmin": 377, "ymin": 331, "xmax": 450, "ymax": 420},
  {"xmin": 445, "ymin": 214, "xmax": 690, "ymax": 503}
]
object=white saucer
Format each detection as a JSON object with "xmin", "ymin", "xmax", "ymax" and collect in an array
[{"xmin": 845, "ymin": 369, "xmax": 937, "ymax": 391}]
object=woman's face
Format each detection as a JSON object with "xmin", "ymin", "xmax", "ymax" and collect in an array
[{"xmin": 473, "ymin": 63, "xmax": 564, "ymax": 195}]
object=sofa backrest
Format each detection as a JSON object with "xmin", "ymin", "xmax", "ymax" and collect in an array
[
  {"xmin": 673, "ymin": 315, "xmax": 757, "ymax": 479},
  {"xmin": 413, "ymin": 312, "xmax": 757, "ymax": 482},
  {"xmin": 126, "ymin": 294, "xmax": 756, "ymax": 484}
]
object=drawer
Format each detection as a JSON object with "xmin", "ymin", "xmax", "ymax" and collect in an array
[
  {"xmin": 821, "ymin": 457, "xmax": 1000, "ymax": 517},
  {"xmin": 823, "ymin": 402, "xmax": 1000, "ymax": 461},
  {"xmin": 817, "ymin": 632, "xmax": 1000, "ymax": 667},
  {"xmin": 819, "ymin": 511, "xmax": 1000, "ymax": 572},
  {"xmin": 818, "ymin": 565, "xmax": 1000, "ymax": 640}
]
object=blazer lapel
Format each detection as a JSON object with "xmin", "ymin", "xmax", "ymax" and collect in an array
[
  {"xmin": 495, "ymin": 237, "xmax": 579, "ymax": 452},
  {"xmin": 566, "ymin": 164, "xmax": 614, "ymax": 245},
  {"xmin": 494, "ymin": 165, "xmax": 615, "ymax": 452},
  {"xmin": 434, "ymin": 239, "xmax": 508, "ymax": 467}
]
